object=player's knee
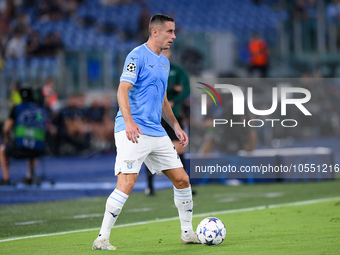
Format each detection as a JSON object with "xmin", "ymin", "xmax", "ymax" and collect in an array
[
  {"xmin": 174, "ymin": 174, "xmax": 190, "ymax": 189},
  {"xmin": 117, "ymin": 178, "xmax": 136, "ymax": 195}
]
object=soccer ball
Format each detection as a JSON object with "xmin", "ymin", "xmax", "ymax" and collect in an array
[{"xmin": 196, "ymin": 217, "xmax": 226, "ymax": 245}]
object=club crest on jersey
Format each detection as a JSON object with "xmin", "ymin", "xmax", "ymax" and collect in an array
[
  {"xmin": 163, "ymin": 64, "xmax": 168, "ymax": 72},
  {"xmin": 124, "ymin": 160, "xmax": 135, "ymax": 169},
  {"xmin": 126, "ymin": 62, "xmax": 137, "ymax": 72}
]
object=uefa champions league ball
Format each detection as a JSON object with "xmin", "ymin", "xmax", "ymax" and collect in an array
[{"xmin": 196, "ymin": 217, "xmax": 226, "ymax": 245}]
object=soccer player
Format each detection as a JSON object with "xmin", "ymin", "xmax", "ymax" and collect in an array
[{"xmin": 92, "ymin": 14, "xmax": 199, "ymax": 250}]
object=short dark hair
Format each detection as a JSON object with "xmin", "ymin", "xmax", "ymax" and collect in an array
[{"xmin": 149, "ymin": 14, "xmax": 174, "ymax": 36}]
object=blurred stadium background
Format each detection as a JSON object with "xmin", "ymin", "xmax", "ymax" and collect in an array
[{"xmin": 0, "ymin": 0, "xmax": 340, "ymax": 204}]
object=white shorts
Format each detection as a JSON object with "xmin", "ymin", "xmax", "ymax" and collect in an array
[{"xmin": 114, "ymin": 131, "xmax": 183, "ymax": 176}]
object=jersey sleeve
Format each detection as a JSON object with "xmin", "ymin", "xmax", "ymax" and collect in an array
[{"xmin": 120, "ymin": 51, "xmax": 141, "ymax": 85}]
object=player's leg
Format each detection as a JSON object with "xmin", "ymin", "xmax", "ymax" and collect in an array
[
  {"xmin": 145, "ymin": 135, "xmax": 199, "ymax": 244},
  {"xmin": 93, "ymin": 173, "xmax": 137, "ymax": 250},
  {"xmin": 93, "ymin": 131, "xmax": 149, "ymax": 250},
  {"xmin": 163, "ymin": 167, "xmax": 199, "ymax": 243}
]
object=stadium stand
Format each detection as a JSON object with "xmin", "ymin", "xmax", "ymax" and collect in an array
[{"xmin": 1, "ymin": 0, "xmax": 282, "ymax": 83}]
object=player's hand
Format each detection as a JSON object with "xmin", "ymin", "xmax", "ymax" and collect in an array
[
  {"xmin": 125, "ymin": 120, "xmax": 143, "ymax": 143},
  {"xmin": 174, "ymin": 127, "xmax": 188, "ymax": 147}
]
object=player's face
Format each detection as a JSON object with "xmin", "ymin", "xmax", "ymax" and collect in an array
[{"xmin": 158, "ymin": 21, "xmax": 176, "ymax": 50}]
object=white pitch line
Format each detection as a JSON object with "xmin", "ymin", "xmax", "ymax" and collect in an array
[
  {"xmin": 14, "ymin": 220, "xmax": 46, "ymax": 226},
  {"xmin": 126, "ymin": 208, "xmax": 152, "ymax": 213},
  {"xmin": 72, "ymin": 214, "xmax": 103, "ymax": 219},
  {"xmin": 217, "ymin": 198, "xmax": 238, "ymax": 203},
  {"xmin": 1, "ymin": 196, "xmax": 339, "ymax": 243},
  {"xmin": 14, "ymin": 208, "xmax": 154, "ymax": 227}
]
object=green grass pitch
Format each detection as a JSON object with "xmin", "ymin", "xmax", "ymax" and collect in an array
[{"xmin": 0, "ymin": 180, "xmax": 340, "ymax": 254}]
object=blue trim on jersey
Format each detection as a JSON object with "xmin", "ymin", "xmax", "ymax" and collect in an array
[{"xmin": 115, "ymin": 44, "xmax": 170, "ymax": 137}]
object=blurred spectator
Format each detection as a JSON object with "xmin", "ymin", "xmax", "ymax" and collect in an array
[
  {"xmin": 42, "ymin": 77, "xmax": 58, "ymax": 110},
  {"xmin": 0, "ymin": 29, "xmax": 5, "ymax": 68},
  {"xmin": 39, "ymin": 32, "xmax": 64, "ymax": 57},
  {"xmin": 305, "ymin": 0, "xmax": 317, "ymax": 18},
  {"xmin": 327, "ymin": 0, "xmax": 340, "ymax": 25},
  {"xmin": 85, "ymin": 96, "xmax": 114, "ymax": 151},
  {"xmin": 1, "ymin": 0, "xmax": 17, "ymax": 27},
  {"xmin": 293, "ymin": 0, "xmax": 309, "ymax": 19},
  {"xmin": 293, "ymin": 0, "xmax": 317, "ymax": 52},
  {"xmin": 9, "ymin": 81, "xmax": 22, "ymax": 106},
  {"xmin": 78, "ymin": 14, "xmax": 96, "ymax": 28},
  {"xmin": 138, "ymin": 6, "xmax": 150, "ymax": 43},
  {"xmin": 35, "ymin": 0, "xmax": 51, "ymax": 22},
  {"xmin": 53, "ymin": 93, "xmax": 91, "ymax": 155},
  {"xmin": 10, "ymin": 12, "xmax": 31, "ymax": 36},
  {"xmin": 49, "ymin": 93, "xmax": 115, "ymax": 156},
  {"xmin": 0, "ymin": 23, "xmax": 8, "ymax": 57},
  {"xmin": 26, "ymin": 30, "xmax": 41, "ymax": 58},
  {"xmin": 180, "ymin": 48, "xmax": 203, "ymax": 75},
  {"xmin": 21, "ymin": 0, "xmax": 36, "ymax": 9},
  {"xmin": 48, "ymin": 0, "xmax": 64, "ymax": 22},
  {"xmin": 35, "ymin": 0, "xmax": 81, "ymax": 23},
  {"xmin": 5, "ymin": 30, "xmax": 26, "ymax": 59},
  {"xmin": 35, "ymin": 0, "xmax": 64, "ymax": 22},
  {"xmin": 86, "ymin": 99, "xmax": 105, "ymax": 124},
  {"xmin": 327, "ymin": 0, "xmax": 340, "ymax": 47},
  {"xmin": 248, "ymin": 32, "xmax": 269, "ymax": 78},
  {"xmin": 62, "ymin": 0, "xmax": 81, "ymax": 18},
  {"xmin": 97, "ymin": 21, "xmax": 117, "ymax": 35},
  {"xmin": 0, "ymin": 87, "xmax": 50, "ymax": 185}
]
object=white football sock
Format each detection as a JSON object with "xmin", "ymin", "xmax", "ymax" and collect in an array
[
  {"xmin": 98, "ymin": 189, "xmax": 128, "ymax": 240},
  {"xmin": 174, "ymin": 185, "xmax": 194, "ymax": 235}
]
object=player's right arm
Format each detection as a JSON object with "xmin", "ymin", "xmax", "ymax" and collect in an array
[
  {"xmin": 117, "ymin": 81, "xmax": 143, "ymax": 143},
  {"xmin": 118, "ymin": 48, "xmax": 143, "ymax": 143}
]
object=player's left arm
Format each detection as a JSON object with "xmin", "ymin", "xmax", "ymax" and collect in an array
[{"xmin": 162, "ymin": 92, "xmax": 188, "ymax": 147}]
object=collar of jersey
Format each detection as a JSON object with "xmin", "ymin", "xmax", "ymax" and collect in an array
[{"xmin": 143, "ymin": 43, "xmax": 161, "ymax": 58}]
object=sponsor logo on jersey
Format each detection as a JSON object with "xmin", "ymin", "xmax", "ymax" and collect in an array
[{"xmin": 122, "ymin": 72, "xmax": 136, "ymax": 78}]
